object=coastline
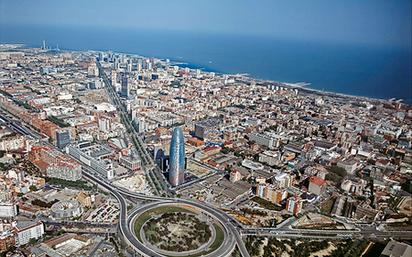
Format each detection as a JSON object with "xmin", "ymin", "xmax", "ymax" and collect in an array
[
  {"xmin": 277, "ymin": 81, "xmax": 402, "ymax": 105},
  {"xmin": 4, "ymin": 43, "xmax": 410, "ymax": 107},
  {"xmin": 169, "ymin": 56, "xmax": 410, "ymax": 106}
]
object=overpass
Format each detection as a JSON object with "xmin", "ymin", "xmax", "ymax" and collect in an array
[{"xmin": 82, "ymin": 165, "xmax": 251, "ymax": 257}]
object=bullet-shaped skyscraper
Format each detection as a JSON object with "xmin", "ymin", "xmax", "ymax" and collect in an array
[{"xmin": 168, "ymin": 127, "xmax": 185, "ymax": 187}]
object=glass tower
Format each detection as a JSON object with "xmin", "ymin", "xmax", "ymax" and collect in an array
[{"xmin": 168, "ymin": 127, "xmax": 185, "ymax": 187}]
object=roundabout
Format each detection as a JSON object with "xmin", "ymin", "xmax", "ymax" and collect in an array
[
  {"xmin": 128, "ymin": 202, "xmax": 232, "ymax": 257},
  {"xmin": 82, "ymin": 166, "xmax": 246, "ymax": 257}
]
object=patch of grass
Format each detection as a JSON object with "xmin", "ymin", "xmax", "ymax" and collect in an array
[
  {"xmin": 209, "ymin": 224, "xmax": 225, "ymax": 251},
  {"xmin": 47, "ymin": 115, "xmax": 70, "ymax": 128},
  {"xmin": 46, "ymin": 177, "xmax": 93, "ymax": 190},
  {"xmin": 251, "ymin": 196, "xmax": 283, "ymax": 211},
  {"xmin": 320, "ymin": 197, "xmax": 336, "ymax": 215},
  {"xmin": 133, "ymin": 206, "xmax": 194, "ymax": 241},
  {"xmin": 133, "ymin": 206, "xmax": 226, "ymax": 257},
  {"xmin": 182, "ymin": 223, "xmax": 225, "ymax": 257}
]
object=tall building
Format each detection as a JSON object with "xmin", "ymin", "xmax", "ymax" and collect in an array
[
  {"xmin": 98, "ymin": 52, "xmax": 104, "ymax": 61},
  {"xmin": 308, "ymin": 176, "xmax": 326, "ymax": 195},
  {"xmin": 273, "ymin": 173, "xmax": 292, "ymax": 188},
  {"xmin": 255, "ymin": 184, "xmax": 287, "ymax": 204},
  {"xmin": 0, "ymin": 232, "xmax": 15, "ymax": 253},
  {"xmin": 111, "ymin": 70, "xmax": 117, "ymax": 86},
  {"xmin": 56, "ymin": 130, "xmax": 71, "ymax": 149},
  {"xmin": 87, "ymin": 64, "xmax": 99, "ymax": 77},
  {"xmin": 249, "ymin": 132, "xmax": 277, "ymax": 149},
  {"xmin": 121, "ymin": 73, "xmax": 129, "ymax": 98},
  {"xmin": 168, "ymin": 127, "xmax": 185, "ymax": 187},
  {"xmin": 98, "ymin": 116, "xmax": 111, "ymax": 133},
  {"xmin": 286, "ymin": 195, "xmax": 302, "ymax": 216}
]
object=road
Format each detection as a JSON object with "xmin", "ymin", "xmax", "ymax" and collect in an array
[
  {"xmin": 95, "ymin": 61, "xmax": 251, "ymax": 256},
  {"xmin": 127, "ymin": 201, "xmax": 236, "ymax": 257},
  {"xmin": 4, "ymin": 61, "xmax": 411, "ymax": 256},
  {"xmin": 96, "ymin": 61, "xmax": 170, "ymax": 196},
  {"xmin": 240, "ymin": 225, "xmax": 412, "ymax": 241},
  {"xmin": 82, "ymin": 166, "xmax": 165, "ymax": 257},
  {"xmin": 83, "ymin": 164, "xmax": 250, "ymax": 257},
  {"xmin": 0, "ymin": 110, "xmax": 44, "ymax": 140}
]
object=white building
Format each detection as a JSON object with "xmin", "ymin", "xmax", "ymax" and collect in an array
[
  {"xmin": 119, "ymin": 155, "xmax": 141, "ymax": 171},
  {"xmin": 0, "ymin": 203, "xmax": 18, "ymax": 218},
  {"xmin": 250, "ymin": 133, "xmax": 276, "ymax": 149},
  {"xmin": 286, "ymin": 196, "xmax": 302, "ymax": 216},
  {"xmin": 230, "ymin": 170, "xmax": 242, "ymax": 183},
  {"xmin": 87, "ymin": 64, "xmax": 99, "ymax": 77},
  {"xmin": 273, "ymin": 173, "xmax": 292, "ymax": 188},
  {"xmin": 0, "ymin": 135, "xmax": 26, "ymax": 151},
  {"xmin": 14, "ymin": 221, "xmax": 44, "ymax": 246},
  {"xmin": 241, "ymin": 159, "xmax": 264, "ymax": 171},
  {"xmin": 94, "ymin": 102, "xmax": 116, "ymax": 112},
  {"xmin": 98, "ymin": 117, "xmax": 111, "ymax": 133},
  {"xmin": 259, "ymin": 151, "xmax": 280, "ymax": 166},
  {"xmin": 67, "ymin": 144, "xmax": 114, "ymax": 180}
]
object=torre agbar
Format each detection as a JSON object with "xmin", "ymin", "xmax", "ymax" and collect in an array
[{"xmin": 168, "ymin": 127, "xmax": 185, "ymax": 187}]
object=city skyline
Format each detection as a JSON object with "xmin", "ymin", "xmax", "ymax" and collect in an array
[
  {"xmin": 0, "ymin": 42, "xmax": 410, "ymax": 257},
  {"xmin": 0, "ymin": 1, "xmax": 411, "ymax": 256}
]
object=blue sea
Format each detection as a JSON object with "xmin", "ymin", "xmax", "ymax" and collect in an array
[{"xmin": 1, "ymin": 24, "xmax": 411, "ymax": 103}]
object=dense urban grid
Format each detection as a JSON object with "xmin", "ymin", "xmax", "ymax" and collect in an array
[{"xmin": 0, "ymin": 43, "xmax": 411, "ymax": 257}]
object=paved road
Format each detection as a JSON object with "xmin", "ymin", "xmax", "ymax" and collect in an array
[
  {"xmin": 82, "ymin": 167, "xmax": 165, "ymax": 257},
  {"xmin": 83, "ymin": 165, "xmax": 249, "ymax": 257},
  {"xmin": 127, "ymin": 201, "xmax": 236, "ymax": 257},
  {"xmin": 96, "ymin": 61, "xmax": 170, "ymax": 196},
  {"xmin": 241, "ymin": 226, "xmax": 412, "ymax": 240},
  {"xmin": 10, "ymin": 62, "xmax": 411, "ymax": 256},
  {"xmin": 0, "ymin": 110, "xmax": 44, "ymax": 140},
  {"xmin": 95, "ymin": 61, "xmax": 251, "ymax": 256}
]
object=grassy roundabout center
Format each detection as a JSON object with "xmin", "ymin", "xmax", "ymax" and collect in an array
[
  {"xmin": 133, "ymin": 205, "xmax": 226, "ymax": 257},
  {"xmin": 144, "ymin": 212, "xmax": 211, "ymax": 252}
]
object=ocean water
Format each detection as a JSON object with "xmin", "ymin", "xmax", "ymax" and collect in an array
[{"xmin": 1, "ymin": 24, "xmax": 411, "ymax": 103}]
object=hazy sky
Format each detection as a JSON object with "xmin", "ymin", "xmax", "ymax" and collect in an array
[{"xmin": 1, "ymin": 0, "xmax": 411, "ymax": 48}]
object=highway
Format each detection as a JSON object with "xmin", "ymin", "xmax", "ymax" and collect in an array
[
  {"xmin": 3, "ymin": 96, "xmax": 412, "ymax": 257},
  {"xmin": 3, "ymin": 85, "xmax": 411, "ymax": 257},
  {"xmin": 0, "ymin": 110, "xmax": 44, "ymax": 140},
  {"xmin": 5, "ymin": 62, "xmax": 411, "ymax": 257},
  {"xmin": 126, "ymin": 201, "xmax": 236, "ymax": 257},
  {"xmin": 82, "ymin": 164, "xmax": 250, "ymax": 257},
  {"xmin": 95, "ymin": 61, "xmax": 252, "ymax": 256},
  {"xmin": 82, "ymin": 166, "xmax": 165, "ymax": 257},
  {"xmin": 241, "ymin": 227, "xmax": 412, "ymax": 240},
  {"xmin": 96, "ymin": 61, "xmax": 170, "ymax": 196}
]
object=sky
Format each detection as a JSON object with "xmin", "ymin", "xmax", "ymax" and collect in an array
[{"xmin": 0, "ymin": 0, "xmax": 411, "ymax": 49}]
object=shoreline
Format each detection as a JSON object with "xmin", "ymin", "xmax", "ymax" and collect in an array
[
  {"xmin": 277, "ymin": 81, "xmax": 404, "ymax": 105},
  {"xmin": 170, "ymin": 57, "xmax": 409, "ymax": 106},
  {"xmin": 4, "ymin": 43, "xmax": 410, "ymax": 107}
]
